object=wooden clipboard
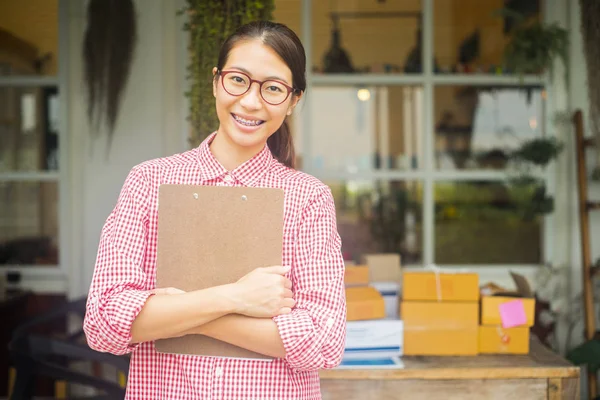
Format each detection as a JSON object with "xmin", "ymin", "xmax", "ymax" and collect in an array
[{"xmin": 154, "ymin": 184, "xmax": 284, "ymax": 360}]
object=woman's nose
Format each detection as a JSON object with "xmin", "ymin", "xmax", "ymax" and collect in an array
[{"xmin": 239, "ymin": 82, "xmax": 263, "ymax": 110}]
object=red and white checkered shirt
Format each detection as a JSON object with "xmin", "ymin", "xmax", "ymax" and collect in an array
[{"xmin": 83, "ymin": 132, "xmax": 347, "ymax": 400}]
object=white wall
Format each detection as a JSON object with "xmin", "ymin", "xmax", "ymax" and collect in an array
[{"xmin": 66, "ymin": 0, "xmax": 188, "ymax": 298}]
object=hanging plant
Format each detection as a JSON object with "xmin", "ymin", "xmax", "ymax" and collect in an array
[
  {"xmin": 508, "ymin": 137, "xmax": 564, "ymax": 220},
  {"xmin": 579, "ymin": 0, "xmax": 600, "ymax": 180},
  {"xmin": 497, "ymin": 9, "xmax": 568, "ymax": 80},
  {"xmin": 179, "ymin": 0, "xmax": 275, "ymax": 148},
  {"xmin": 510, "ymin": 137, "xmax": 564, "ymax": 167},
  {"xmin": 83, "ymin": 0, "xmax": 137, "ymax": 150}
]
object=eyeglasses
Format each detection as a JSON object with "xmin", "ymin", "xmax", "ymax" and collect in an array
[{"xmin": 218, "ymin": 69, "xmax": 299, "ymax": 106}]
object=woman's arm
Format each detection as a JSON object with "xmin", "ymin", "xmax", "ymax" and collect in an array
[
  {"xmin": 129, "ymin": 285, "xmax": 236, "ymax": 344},
  {"xmin": 272, "ymin": 186, "xmax": 347, "ymax": 371},
  {"xmin": 83, "ymin": 167, "xmax": 294, "ymax": 355},
  {"xmin": 183, "ymin": 314, "xmax": 286, "ymax": 358},
  {"xmin": 84, "ymin": 167, "xmax": 159, "ymax": 356},
  {"xmin": 131, "ymin": 265, "xmax": 295, "ymax": 344}
]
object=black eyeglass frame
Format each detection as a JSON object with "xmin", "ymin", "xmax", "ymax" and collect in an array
[{"xmin": 217, "ymin": 69, "xmax": 300, "ymax": 105}]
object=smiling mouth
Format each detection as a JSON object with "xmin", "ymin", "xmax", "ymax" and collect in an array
[{"xmin": 232, "ymin": 113, "xmax": 265, "ymax": 126}]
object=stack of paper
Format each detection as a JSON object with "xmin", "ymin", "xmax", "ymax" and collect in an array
[
  {"xmin": 343, "ymin": 319, "xmax": 403, "ymax": 360},
  {"xmin": 337, "ymin": 356, "xmax": 404, "ymax": 369}
]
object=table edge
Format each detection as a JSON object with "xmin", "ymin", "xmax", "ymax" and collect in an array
[{"xmin": 319, "ymin": 366, "xmax": 581, "ymax": 380}]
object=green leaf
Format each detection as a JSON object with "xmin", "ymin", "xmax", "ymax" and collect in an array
[{"xmin": 179, "ymin": 0, "xmax": 275, "ymax": 146}]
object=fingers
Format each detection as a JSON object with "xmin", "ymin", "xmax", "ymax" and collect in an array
[
  {"xmin": 283, "ymin": 278, "xmax": 292, "ymax": 289},
  {"xmin": 281, "ymin": 297, "xmax": 296, "ymax": 309},
  {"xmin": 260, "ymin": 265, "xmax": 291, "ymax": 275},
  {"xmin": 283, "ymin": 288, "xmax": 293, "ymax": 299}
]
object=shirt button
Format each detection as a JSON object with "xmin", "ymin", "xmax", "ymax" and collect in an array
[
  {"xmin": 215, "ymin": 366, "xmax": 223, "ymax": 377},
  {"xmin": 223, "ymin": 174, "xmax": 234, "ymax": 184},
  {"xmin": 326, "ymin": 318, "xmax": 334, "ymax": 328}
]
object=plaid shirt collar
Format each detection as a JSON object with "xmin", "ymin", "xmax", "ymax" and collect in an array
[{"xmin": 196, "ymin": 131, "xmax": 274, "ymax": 187}]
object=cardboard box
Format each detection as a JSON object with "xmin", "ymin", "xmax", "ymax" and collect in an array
[
  {"xmin": 402, "ymin": 271, "xmax": 479, "ymax": 302},
  {"xmin": 344, "ymin": 265, "xmax": 369, "ymax": 286},
  {"xmin": 480, "ymin": 272, "xmax": 536, "ymax": 327},
  {"xmin": 402, "ymin": 301, "xmax": 479, "ymax": 355},
  {"xmin": 363, "ymin": 253, "xmax": 401, "ymax": 283},
  {"xmin": 478, "ymin": 325, "xmax": 530, "ymax": 354},
  {"xmin": 346, "ymin": 286, "xmax": 386, "ymax": 321},
  {"xmin": 370, "ymin": 282, "xmax": 400, "ymax": 319},
  {"xmin": 356, "ymin": 253, "xmax": 401, "ymax": 318},
  {"xmin": 344, "ymin": 319, "xmax": 403, "ymax": 359},
  {"xmin": 480, "ymin": 296, "xmax": 535, "ymax": 327}
]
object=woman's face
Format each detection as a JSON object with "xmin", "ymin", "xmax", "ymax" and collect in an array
[{"xmin": 213, "ymin": 39, "xmax": 300, "ymax": 155}]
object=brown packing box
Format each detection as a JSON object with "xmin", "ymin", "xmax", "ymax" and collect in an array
[
  {"xmin": 360, "ymin": 254, "xmax": 402, "ymax": 318},
  {"xmin": 478, "ymin": 325, "xmax": 530, "ymax": 354},
  {"xmin": 480, "ymin": 296, "xmax": 535, "ymax": 327},
  {"xmin": 402, "ymin": 301, "xmax": 479, "ymax": 356},
  {"xmin": 362, "ymin": 253, "xmax": 402, "ymax": 283},
  {"xmin": 402, "ymin": 271, "xmax": 479, "ymax": 302},
  {"xmin": 480, "ymin": 272, "xmax": 536, "ymax": 327},
  {"xmin": 344, "ymin": 265, "xmax": 369, "ymax": 286},
  {"xmin": 346, "ymin": 286, "xmax": 386, "ymax": 321}
]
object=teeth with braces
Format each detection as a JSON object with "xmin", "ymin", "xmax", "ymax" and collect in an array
[{"xmin": 233, "ymin": 114, "xmax": 263, "ymax": 126}]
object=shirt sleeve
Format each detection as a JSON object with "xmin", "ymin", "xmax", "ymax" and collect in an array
[
  {"xmin": 273, "ymin": 185, "xmax": 347, "ymax": 372},
  {"xmin": 83, "ymin": 166, "xmax": 155, "ymax": 356}
]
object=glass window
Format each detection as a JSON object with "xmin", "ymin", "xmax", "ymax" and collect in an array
[
  {"xmin": 328, "ymin": 180, "xmax": 422, "ymax": 265},
  {"xmin": 0, "ymin": 1, "xmax": 61, "ymax": 270},
  {"xmin": 297, "ymin": 0, "xmax": 554, "ymax": 268},
  {"xmin": 0, "ymin": 86, "xmax": 59, "ymax": 172},
  {"xmin": 0, "ymin": 0, "xmax": 59, "ymax": 76},
  {"xmin": 434, "ymin": 0, "xmax": 541, "ymax": 74},
  {"xmin": 434, "ymin": 85, "xmax": 545, "ymax": 170},
  {"xmin": 0, "ymin": 181, "xmax": 59, "ymax": 266},
  {"xmin": 312, "ymin": 0, "xmax": 422, "ymax": 74},
  {"xmin": 434, "ymin": 181, "xmax": 541, "ymax": 264},
  {"xmin": 304, "ymin": 85, "xmax": 423, "ymax": 173}
]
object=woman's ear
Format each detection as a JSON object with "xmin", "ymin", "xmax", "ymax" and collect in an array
[
  {"xmin": 212, "ymin": 67, "xmax": 218, "ymax": 97},
  {"xmin": 288, "ymin": 91, "xmax": 302, "ymax": 115}
]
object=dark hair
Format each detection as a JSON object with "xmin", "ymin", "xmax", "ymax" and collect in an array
[{"xmin": 216, "ymin": 21, "xmax": 306, "ymax": 169}]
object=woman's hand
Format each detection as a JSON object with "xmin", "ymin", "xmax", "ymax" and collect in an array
[{"xmin": 231, "ymin": 265, "xmax": 295, "ymax": 318}]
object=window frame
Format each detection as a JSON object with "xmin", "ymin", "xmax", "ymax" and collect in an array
[
  {"xmin": 299, "ymin": 0, "xmax": 556, "ymax": 270},
  {"xmin": 0, "ymin": 0, "xmax": 70, "ymax": 291}
]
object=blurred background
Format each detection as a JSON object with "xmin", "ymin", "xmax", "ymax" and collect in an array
[{"xmin": 1, "ymin": 0, "xmax": 599, "ymax": 398}]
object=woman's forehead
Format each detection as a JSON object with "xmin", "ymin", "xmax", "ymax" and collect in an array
[{"xmin": 225, "ymin": 39, "xmax": 292, "ymax": 83}]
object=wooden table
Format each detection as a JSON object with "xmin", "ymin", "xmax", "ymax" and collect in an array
[{"xmin": 320, "ymin": 340, "xmax": 580, "ymax": 399}]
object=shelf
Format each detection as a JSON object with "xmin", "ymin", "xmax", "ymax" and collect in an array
[
  {"xmin": 309, "ymin": 73, "xmax": 545, "ymax": 87},
  {"xmin": 0, "ymin": 172, "xmax": 60, "ymax": 181},
  {"xmin": 0, "ymin": 76, "xmax": 59, "ymax": 87}
]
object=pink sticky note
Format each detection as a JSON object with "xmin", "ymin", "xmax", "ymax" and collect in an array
[{"xmin": 498, "ymin": 299, "xmax": 527, "ymax": 328}]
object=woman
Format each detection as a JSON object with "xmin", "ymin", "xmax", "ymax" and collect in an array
[{"xmin": 83, "ymin": 21, "xmax": 347, "ymax": 400}]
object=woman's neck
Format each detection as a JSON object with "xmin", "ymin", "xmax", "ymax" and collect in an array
[{"xmin": 209, "ymin": 131, "xmax": 263, "ymax": 171}]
